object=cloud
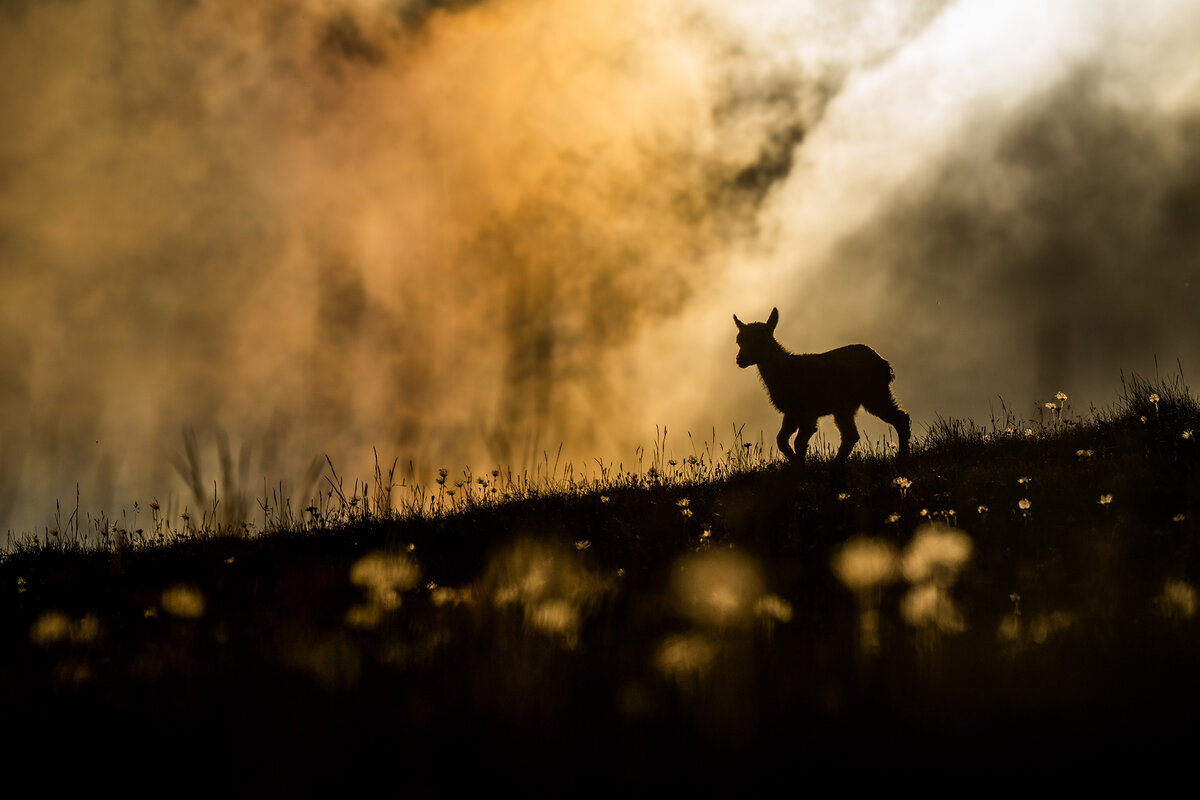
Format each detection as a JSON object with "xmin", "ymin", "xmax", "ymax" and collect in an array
[{"xmin": 2, "ymin": 0, "xmax": 897, "ymax": 530}]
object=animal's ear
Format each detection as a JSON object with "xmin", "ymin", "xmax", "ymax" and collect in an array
[
  {"xmin": 766, "ymin": 307, "xmax": 779, "ymax": 332},
  {"xmin": 733, "ymin": 314, "xmax": 746, "ymax": 331}
]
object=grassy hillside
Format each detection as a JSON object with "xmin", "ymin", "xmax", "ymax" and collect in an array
[{"xmin": 2, "ymin": 374, "xmax": 1199, "ymax": 791}]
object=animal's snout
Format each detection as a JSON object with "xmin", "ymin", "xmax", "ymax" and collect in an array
[{"xmin": 736, "ymin": 352, "xmax": 749, "ymax": 368}]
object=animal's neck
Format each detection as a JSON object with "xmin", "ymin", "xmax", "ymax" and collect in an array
[{"xmin": 755, "ymin": 340, "xmax": 794, "ymax": 387}]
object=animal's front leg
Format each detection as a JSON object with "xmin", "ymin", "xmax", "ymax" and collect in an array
[
  {"xmin": 776, "ymin": 416, "xmax": 799, "ymax": 462},
  {"xmin": 777, "ymin": 415, "xmax": 811, "ymax": 464}
]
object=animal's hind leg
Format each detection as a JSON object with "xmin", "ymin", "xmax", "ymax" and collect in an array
[
  {"xmin": 833, "ymin": 409, "xmax": 860, "ymax": 466},
  {"xmin": 865, "ymin": 392, "xmax": 911, "ymax": 460}
]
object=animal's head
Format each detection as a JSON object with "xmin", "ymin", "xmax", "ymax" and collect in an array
[{"xmin": 732, "ymin": 307, "xmax": 779, "ymax": 368}]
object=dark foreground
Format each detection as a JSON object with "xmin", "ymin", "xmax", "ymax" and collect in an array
[{"xmin": 3, "ymin": 394, "xmax": 1199, "ymax": 793}]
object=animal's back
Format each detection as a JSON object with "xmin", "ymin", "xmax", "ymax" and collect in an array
[
  {"xmin": 782, "ymin": 344, "xmax": 893, "ymax": 416},
  {"xmin": 818, "ymin": 344, "xmax": 894, "ymax": 384}
]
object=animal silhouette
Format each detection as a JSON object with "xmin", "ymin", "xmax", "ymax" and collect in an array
[{"xmin": 734, "ymin": 308, "xmax": 910, "ymax": 467}]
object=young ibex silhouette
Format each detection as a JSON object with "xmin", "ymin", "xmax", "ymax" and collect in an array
[{"xmin": 734, "ymin": 308, "xmax": 910, "ymax": 467}]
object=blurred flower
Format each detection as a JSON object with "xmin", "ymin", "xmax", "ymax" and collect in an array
[
  {"xmin": 754, "ymin": 594, "xmax": 794, "ymax": 624},
  {"xmin": 350, "ymin": 551, "xmax": 420, "ymax": 599},
  {"xmin": 1029, "ymin": 611, "xmax": 1075, "ymax": 644},
  {"xmin": 1156, "ymin": 578, "xmax": 1197, "ymax": 620},
  {"xmin": 162, "ymin": 584, "xmax": 205, "ymax": 619},
  {"xmin": 1018, "ymin": 498, "xmax": 1032, "ymax": 511},
  {"xmin": 1056, "ymin": 391, "xmax": 1069, "ymax": 402},
  {"xmin": 901, "ymin": 524, "xmax": 973, "ymax": 587},
  {"xmin": 486, "ymin": 539, "xmax": 612, "ymax": 647},
  {"xmin": 29, "ymin": 610, "xmax": 72, "ymax": 646},
  {"xmin": 654, "ymin": 633, "xmax": 716, "ymax": 686},
  {"xmin": 671, "ymin": 549, "xmax": 765, "ymax": 628},
  {"xmin": 901, "ymin": 582, "xmax": 966, "ymax": 633},
  {"xmin": 1098, "ymin": 493, "xmax": 1113, "ymax": 505},
  {"xmin": 832, "ymin": 537, "xmax": 899, "ymax": 593}
]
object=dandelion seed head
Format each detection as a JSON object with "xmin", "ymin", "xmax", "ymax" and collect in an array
[
  {"xmin": 832, "ymin": 537, "xmax": 899, "ymax": 593},
  {"xmin": 350, "ymin": 552, "xmax": 421, "ymax": 604},
  {"xmin": 901, "ymin": 583, "xmax": 967, "ymax": 633},
  {"xmin": 900, "ymin": 524, "xmax": 973, "ymax": 587},
  {"xmin": 161, "ymin": 584, "xmax": 206, "ymax": 619},
  {"xmin": 1018, "ymin": 498, "xmax": 1032, "ymax": 511},
  {"xmin": 671, "ymin": 549, "xmax": 765, "ymax": 627},
  {"xmin": 1029, "ymin": 611, "xmax": 1075, "ymax": 644},
  {"xmin": 1098, "ymin": 493, "xmax": 1113, "ymax": 505},
  {"xmin": 29, "ymin": 610, "xmax": 72, "ymax": 646},
  {"xmin": 1056, "ymin": 391, "xmax": 1068, "ymax": 402},
  {"xmin": 754, "ymin": 594, "xmax": 794, "ymax": 624},
  {"xmin": 1149, "ymin": 393, "xmax": 1161, "ymax": 404},
  {"xmin": 1044, "ymin": 402, "xmax": 1056, "ymax": 410},
  {"xmin": 1156, "ymin": 578, "xmax": 1197, "ymax": 621},
  {"xmin": 654, "ymin": 633, "xmax": 717, "ymax": 685}
]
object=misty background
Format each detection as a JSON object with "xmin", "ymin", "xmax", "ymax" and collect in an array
[{"xmin": 1, "ymin": 0, "xmax": 1197, "ymax": 533}]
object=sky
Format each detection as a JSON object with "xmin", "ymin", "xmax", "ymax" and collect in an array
[{"xmin": 1, "ymin": 0, "xmax": 1198, "ymax": 533}]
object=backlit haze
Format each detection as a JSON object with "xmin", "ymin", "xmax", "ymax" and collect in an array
[{"xmin": 2, "ymin": 0, "xmax": 1198, "ymax": 533}]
